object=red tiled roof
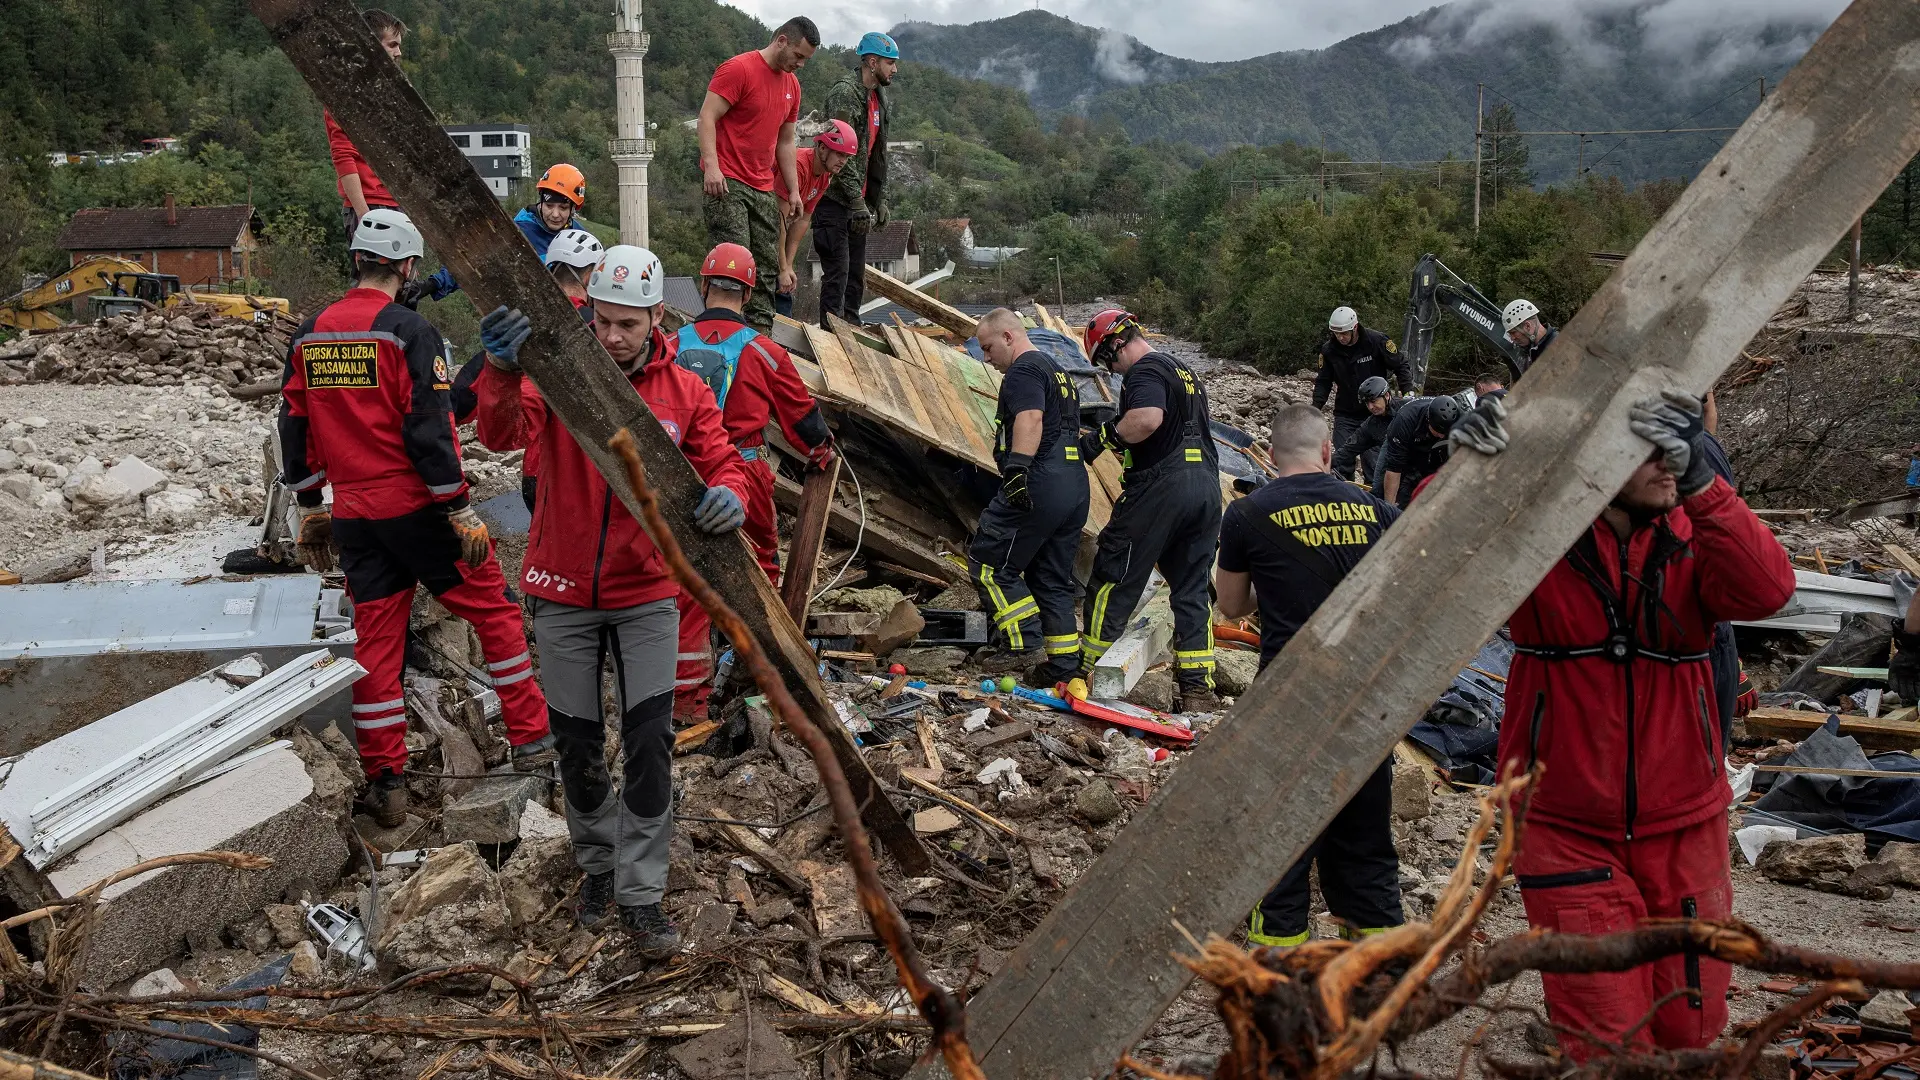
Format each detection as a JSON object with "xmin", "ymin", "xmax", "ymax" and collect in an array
[{"xmin": 57, "ymin": 205, "xmax": 255, "ymax": 252}]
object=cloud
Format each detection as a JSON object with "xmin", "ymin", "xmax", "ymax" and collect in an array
[{"xmin": 714, "ymin": 0, "xmax": 1845, "ymax": 65}]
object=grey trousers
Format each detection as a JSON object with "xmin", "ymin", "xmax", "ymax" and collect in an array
[{"xmin": 530, "ymin": 596, "xmax": 678, "ymax": 906}]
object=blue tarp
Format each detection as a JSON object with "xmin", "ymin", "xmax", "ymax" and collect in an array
[{"xmin": 1753, "ymin": 717, "xmax": 1920, "ymax": 843}]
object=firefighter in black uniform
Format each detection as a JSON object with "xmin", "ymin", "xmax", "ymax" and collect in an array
[
  {"xmin": 968, "ymin": 309, "xmax": 1091, "ymax": 686},
  {"xmin": 1314, "ymin": 306, "xmax": 1411, "ymax": 457},
  {"xmin": 1079, "ymin": 308, "xmax": 1222, "ymax": 711},
  {"xmin": 1330, "ymin": 375, "xmax": 1397, "ymax": 485}
]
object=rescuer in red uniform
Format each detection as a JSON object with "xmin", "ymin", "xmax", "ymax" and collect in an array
[{"xmin": 277, "ymin": 208, "xmax": 553, "ymax": 827}]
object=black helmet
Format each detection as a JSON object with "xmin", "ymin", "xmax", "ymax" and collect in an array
[
  {"xmin": 1357, "ymin": 376, "xmax": 1390, "ymax": 402},
  {"xmin": 1427, "ymin": 394, "xmax": 1463, "ymax": 430}
]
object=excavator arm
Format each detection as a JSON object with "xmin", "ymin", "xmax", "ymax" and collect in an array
[
  {"xmin": 1400, "ymin": 253, "xmax": 1526, "ymax": 391},
  {"xmin": 0, "ymin": 256, "xmax": 154, "ymax": 330}
]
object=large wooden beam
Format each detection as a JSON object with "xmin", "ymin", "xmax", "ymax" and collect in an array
[
  {"xmin": 251, "ymin": 0, "xmax": 928, "ymax": 877},
  {"xmin": 780, "ymin": 458, "xmax": 841, "ymax": 623},
  {"xmin": 771, "ymin": 474, "xmax": 964, "ymax": 585},
  {"xmin": 864, "ymin": 266, "xmax": 977, "ymax": 340},
  {"xmin": 909, "ymin": 5, "xmax": 1920, "ymax": 1077}
]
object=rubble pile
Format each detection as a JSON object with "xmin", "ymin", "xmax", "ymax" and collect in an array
[
  {"xmin": 0, "ymin": 308, "xmax": 292, "ymax": 388},
  {"xmin": 1203, "ymin": 367, "xmax": 1316, "ymax": 437}
]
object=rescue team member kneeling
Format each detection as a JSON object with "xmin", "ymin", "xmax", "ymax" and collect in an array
[
  {"xmin": 278, "ymin": 209, "xmax": 553, "ymax": 829},
  {"xmin": 968, "ymin": 309, "xmax": 1090, "ymax": 687},
  {"xmin": 1079, "ymin": 308, "xmax": 1221, "ymax": 711},
  {"xmin": 473, "ymin": 245, "xmax": 750, "ymax": 955},
  {"xmin": 1500, "ymin": 391, "xmax": 1794, "ymax": 1061},
  {"xmin": 1216, "ymin": 403, "xmax": 1506, "ymax": 945}
]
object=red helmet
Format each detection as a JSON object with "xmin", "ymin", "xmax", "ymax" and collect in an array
[
  {"xmin": 701, "ymin": 242, "xmax": 756, "ymax": 290},
  {"xmin": 816, "ymin": 119, "xmax": 858, "ymax": 156},
  {"xmin": 1084, "ymin": 308, "xmax": 1142, "ymax": 364}
]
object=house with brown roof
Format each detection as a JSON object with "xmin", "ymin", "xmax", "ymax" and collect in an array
[
  {"xmin": 808, "ymin": 220, "xmax": 919, "ymax": 283},
  {"xmin": 56, "ymin": 198, "xmax": 260, "ymax": 287}
]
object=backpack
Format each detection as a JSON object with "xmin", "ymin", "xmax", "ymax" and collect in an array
[{"xmin": 671, "ymin": 323, "xmax": 775, "ymax": 411}]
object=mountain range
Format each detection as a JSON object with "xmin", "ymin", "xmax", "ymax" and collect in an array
[{"xmin": 889, "ymin": 4, "xmax": 1838, "ymax": 184}]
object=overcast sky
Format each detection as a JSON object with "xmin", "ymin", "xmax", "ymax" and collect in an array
[{"xmin": 724, "ymin": 0, "xmax": 1846, "ymax": 65}]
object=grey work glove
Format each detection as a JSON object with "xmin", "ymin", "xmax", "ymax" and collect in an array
[
  {"xmin": 1628, "ymin": 390, "xmax": 1714, "ymax": 496},
  {"xmin": 480, "ymin": 305, "xmax": 532, "ymax": 371},
  {"xmin": 1448, "ymin": 395, "xmax": 1510, "ymax": 456},
  {"xmin": 694, "ymin": 485, "xmax": 746, "ymax": 533},
  {"xmin": 871, "ymin": 199, "xmax": 889, "ymax": 228},
  {"xmin": 848, "ymin": 207, "xmax": 873, "ymax": 237}
]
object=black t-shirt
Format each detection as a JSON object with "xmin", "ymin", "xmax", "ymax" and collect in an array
[
  {"xmin": 1119, "ymin": 352, "xmax": 1212, "ymax": 474},
  {"xmin": 994, "ymin": 350, "xmax": 1076, "ymax": 469},
  {"xmin": 1217, "ymin": 472, "xmax": 1400, "ymax": 666}
]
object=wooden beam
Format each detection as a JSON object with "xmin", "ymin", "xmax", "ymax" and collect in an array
[
  {"xmin": 771, "ymin": 474, "xmax": 964, "ymax": 584},
  {"xmin": 1742, "ymin": 706, "xmax": 1920, "ymax": 752},
  {"xmin": 910, "ymin": 6, "xmax": 1920, "ymax": 1077},
  {"xmin": 780, "ymin": 457, "xmax": 842, "ymax": 624},
  {"xmin": 251, "ymin": 0, "xmax": 928, "ymax": 878},
  {"xmin": 864, "ymin": 266, "xmax": 977, "ymax": 340}
]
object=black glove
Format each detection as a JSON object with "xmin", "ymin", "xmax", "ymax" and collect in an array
[
  {"xmin": 396, "ymin": 279, "xmax": 428, "ymax": 310},
  {"xmin": 1079, "ymin": 420, "xmax": 1120, "ymax": 463},
  {"xmin": 1628, "ymin": 390, "xmax": 1714, "ymax": 496},
  {"xmin": 1000, "ymin": 453, "xmax": 1033, "ymax": 511},
  {"xmin": 1893, "ymin": 627, "xmax": 1920, "ymax": 703},
  {"xmin": 848, "ymin": 207, "xmax": 873, "ymax": 237},
  {"xmin": 872, "ymin": 199, "xmax": 889, "ymax": 228}
]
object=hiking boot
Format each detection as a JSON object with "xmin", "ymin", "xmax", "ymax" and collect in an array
[
  {"xmin": 362, "ymin": 770, "xmax": 408, "ymax": 829},
  {"xmin": 1178, "ymin": 685, "xmax": 1225, "ymax": 713},
  {"xmin": 975, "ymin": 648, "xmax": 1043, "ymax": 676},
  {"xmin": 1023, "ymin": 657, "xmax": 1080, "ymax": 690},
  {"xmin": 577, "ymin": 872, "xmax": 616, "ymax": 931},
  {"xmin": 1523, "ymin": 1019, "xmax": 1562, "ymax": 1058},
  {"xmin": 511, "ymin": 733, "xmax": 558, "ymax": 773},
  {"xmin": 619, "ymin": 903, "xmax": 681, "ymax": 960}
]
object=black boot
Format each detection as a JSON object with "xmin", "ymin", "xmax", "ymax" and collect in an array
[
  {"xmin": 620, "ymin": 903, "xmax": 681, "ymax": 960},
  {"xmin": 577, "ymin": 871, "xmax": 616, "ymax": 931},
  {"xmin": 975, "ymin": 647, "xmax": 1043, "ymax": 675},
  {"xmin": 1024, "ymin": 656, "xmax": 1080, "ymax": 690},
  {"xmin": 361, "ymin": 769, "xmax": 408, "ymax": 829}
]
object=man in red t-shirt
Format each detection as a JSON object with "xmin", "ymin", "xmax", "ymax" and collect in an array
[
  {"xmin": 698, "ymin": 17, "xmax": 817, "ymax": 332},
  {"xmin": 775, "ymin": 120, "xmax": 858, "ymax": 315},
  {"xmin": 324, "ymin": 9, "xmax": 408, "ymax": 241}
]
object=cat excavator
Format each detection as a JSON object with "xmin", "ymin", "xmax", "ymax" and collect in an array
[
  {"xmin": 0, "ymin": 256, "xmax": 289, "ymax": 330},
  {"xmin": 1400, "ymin": 253, "xmax": 1526, "ymax": 392}
]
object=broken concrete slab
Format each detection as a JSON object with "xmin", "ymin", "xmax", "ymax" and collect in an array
[
  {"xmin": 375, "ymin": 842, "xmax": 512, "ymax": 975},
  {"xmin": 1214, "ymin": 649, "xmax": 1258, "ymax": 697},
  {"xmin": 1847, "ymin": 840, "xmax": 1920, "ymax": 890},
  {"xmin": 1090, "ymin": 585, "xmax": 1172, "ymax": 700},
  {"xmin": 498, "ymin": 835, "xmax": 574, "ymax": 929},
  {"xmin": 441, "ymin": 773, "xmax": 545, "ymax": 845},
  {"xmin": 669, "ymin": 1009, "xmax": 808, "ymax": 1080},
  {"xmin": 44, "ymin": 747, "xmax": 348, "ymax": 986},
  {"xmin": 1756, "ymin": 833, "xmax": 1867, "ymax": 884},
  {"xmin": 912, "ymin": 807, "xmax": 962, "ymax": 834},
  {"xmin": 1391, "ymin": 762, "xmax": 1432, "ymax": 821},
  {"xmin": 892, "ymin": 646, "xmax": 969, "ymax": 681},
  {"xmin": 105, "ymin": 454, "xmax": 168, "ymax": 499}
]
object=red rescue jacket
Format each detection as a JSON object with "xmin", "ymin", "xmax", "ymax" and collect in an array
[
  {"xmin": 1498, "ymin": 476, "xmax": 1794, "ymax": 840},
  {"xmin": 324, "ymin": 110, "xmax": 398, "ymax": 210},
  {"xmin": 683, "ymin": 309, "xmax": 831, "ymax": 452},
  {"xmin": 278, "ymin": 288, "xmax": 468, "ymax": 520},
  {"xmin": 472, "ymin": 327, "xmax": 748, "ymax": 609}
]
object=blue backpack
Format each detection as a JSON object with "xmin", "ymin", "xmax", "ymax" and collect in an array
[{"xmin": 672, "ymin": 323, "xmax": 775, "ymax": 410}]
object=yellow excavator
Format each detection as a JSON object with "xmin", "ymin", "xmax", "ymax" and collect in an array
[{"xmin": 0, "ymin": 256, "xmax": 290, "ymax": 331}]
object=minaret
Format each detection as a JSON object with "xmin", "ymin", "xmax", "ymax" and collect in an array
[{"xmin": 608, "ymin": 0, "xmax": 654, "ymax": 247}]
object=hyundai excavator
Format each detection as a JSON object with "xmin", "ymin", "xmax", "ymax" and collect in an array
[
  {"xmin": 0, "ymin": 256, "xmax": 289, "ymax": 331},
  {"xmin": 1400, "ymin": 253, "xmax": 1526, "ymax": 392}
]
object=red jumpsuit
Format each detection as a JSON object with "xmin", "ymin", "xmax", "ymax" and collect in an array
[
  {"xmin": 669, "ymin": 309, "xmax": 833, "ymax": 721},
  {"xmin": 1497, "ymin": 476, "xmax": 1794, "ymax": 1061},
  {"xmin": 278, "ymin": 287, "xmax": 549, "ymax": 778}
]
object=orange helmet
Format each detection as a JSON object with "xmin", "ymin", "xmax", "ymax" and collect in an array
[
  {"xmin": 701, "ymin": 242, "xmax": 756, "ymax": 289},
  {"xmin": 1084, "ymin": 308, "xmax": 1141, "ymax": 365},
  {"xmin": 536, "ymin": 163, "xmax": 587, "ymax": 207}
]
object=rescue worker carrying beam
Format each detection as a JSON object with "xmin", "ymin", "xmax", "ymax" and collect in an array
[
  {"xmin": 1502, "ymin": 298, "xmax": 1557, "ymax": 376},
  {"xmin": 1498, "ymin": 391, "xmax": 1794, "ymax": 1061},
  {"xmin": 1220, "ymin": 402, "xmax": 1508, "ymax": 946},
  {"xmin": 1329, "ymin": 375, "xmax": 1397, "ymax": 485},
  {"xmin": 278, "ymin": 209, "xmax": 553, "ymax": 828},
  {"xmin": 1079, "ymin": 308, "xmax": 1221, "ymax": 711},
  {"xmin": 472, "ymin": 245, "xmax": 750, "ymax": 954},
  {"xmin": 671, "ymin": 241, "xmax": 837, "ymax": 721},
  {"xmin": 1314, "ymin": 306, "xmax": 1411, "ymax": 459},
  {"xmin": 968, "ymin": 309, "xmax": 1090, "ymax": 686}
]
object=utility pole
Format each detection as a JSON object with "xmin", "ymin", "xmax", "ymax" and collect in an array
[
  {"xmin": 608, "ymin": 0, "xmax": 654, "ymax": 246},
  {"xmin": 1473, "ymin": 83, "xmax": 1484, "ymax": 233},
  {"xmin": 1577, "ymin": 134, "xmax": 1585, "ymax": 177},
  {"xmin": 1850, "ymin": 215, "xmax": 1864, "ymax": 316},
  {"xmin": 1051, "ymin": 256, "xmax": 1064, "ymax": 311}
]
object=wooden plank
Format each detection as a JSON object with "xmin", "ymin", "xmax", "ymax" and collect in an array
[
  {"xmin": 1743, "ymin": 706, "xmax": 1920, "ymax": 752},
  {"xmin": 256, "ymin": 0, "xmax": 929, "ymax": 879},
  {"xmin": 1752, "ymin": 763, "xmax": 1920, "ymax": 780},
  {"xmin": 864, "ymin": 265, "xmax": 977, "ymax": 340},
  {"xmin": 779, "ymin": 456, "xmax": 841, "ymax": 624},
  {"xmin": 909, "ymin": 7, "xmax": 1920, "ymax": 1076},
  {"xmin": 771, "ymin": 314, "xmax": 814, "ymax": 358},
  {"xmin": 1815, "ymin": 666, "xmax": 1889, "ymax": 679},
  {"xmin": 1885, "ymin": 543, "xmax": 1920, "ymax": 579},
  {"xmin": 771, "ymin": 474, "xmax": 964, "ymax": 584},
  {"xmin": 805, "ymin": 323, "xmax": 863, "ymax": 401},
  {"xmin": 833, "ymin": 316, "xmax": 932, "ymax": 436}
]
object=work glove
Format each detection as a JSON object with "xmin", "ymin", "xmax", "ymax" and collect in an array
[
  {"xmin": 805, "ymin": 436, "xmax": 838, "ymax": 473},
  {"xmin": 848, "ymin": 207, "xmax": 873, "ymax": 237},
  {"xmin": 1892, "ymin": 628, "xmax": 1920, "ymax": 704},
  {"xmin": 447, "ymin": 505, "xmax": 492, "ymax": 567},
  {"xmin": 1628, "ymin": 390, "xmax": 1714, "ymax": 496},
  {"xmin": 694, "ymin": 485, "xmax": 746, "ymax": 533},
  {"xmin": 871, "ymin": 199, "xmax": 889, "ymax": 228},
  {"xmin": 1735, "ymin": 662, "xmax": 1759, "ymax": 718},
  {"xmin": 1079, "ymin": 420, "xmax": 1121, "ymax": 463},
  {"xmin": 1448, "ymin": 396, "xmax": 1510, "ymax": 456},
  {"xmin": 294, "ymin": 503, "xmax": 337, "ymax": 572},
  {"xmin": 396, "ymin": 279, "xmax": 429, "ymax": 310},
  {"xmin": 1000, "ymin": 453, "xmax": 1034, "ymax": 511},
  {"xmin": 480, "ymin": 305, "xmax": 532, "ymax": 371}
]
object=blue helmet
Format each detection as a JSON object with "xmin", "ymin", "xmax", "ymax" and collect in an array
[{"xmin": 857, "ymin": 31, "xmax": 899, "ymax": 59}]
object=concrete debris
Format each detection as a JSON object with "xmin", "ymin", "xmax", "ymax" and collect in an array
[
  {"xmin": 1755, "ymin": 833, "xmax": 1868, "ymax": 885},
  {"xmin": 0, "ymin": 311, "xmax": 287, "ymax": 388},
  {"xmin": 106, "ymin": 454, "xmax": 168, "ymax": 499},
  {"xmin": 1125, "ymin": 667, "xmax": 1176, "ymax": 712},
  {"xmin": 374, "ymin": 842, "xmax": 513, "ymax": 976},
  {"xmin": 1214, "ymin": 648, "xmax": 1258, "ymax": 697},
  {"xmin": 497, "ymin": 835, "xmax": 576, "ymax": 928},
  {"xmin": 669, "ymin": 1009, "xmax": 808, "ymax": 1080},
  {"xmin": 1859, "ymin": 989, "xmax": 1918, "ymax": 1030},
  {"xmin": 287, "ymin": 940, "xmax": 321, "ymax": 979},
  {"xmin": 130, "ymin": 968, "xmax": 188, "ymax": 998},
  {"xmin": 817, "ymin": 584, "xmax": 906, "ymax": 616},
  {"xmin": 892, "ymin": 646, "xmax": 969, "ymax": 680},
  {"xmin": 913, "ymin": 806, "xmax": 963, "ymax": 834},
  {"xmin": 1846, "ymin": 840, "xmax": 1920, "ymax": 890},
  {"xmin": 1391, "ymin": 761, "xmax": 1432, "ymax": 821},
  {"xmin": 263, "ymin": 903, "xmax": 308, "ymax": 949},
  {"xmin": 1071, "ymin": 779, "xmax": 1124, "ymax": 825},
  {"xmin": 440, "ymin": 773, "xmax": 545, "ymax": 845}
]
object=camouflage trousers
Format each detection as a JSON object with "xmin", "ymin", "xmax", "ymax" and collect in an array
[{"xmin": 703, "ymin": 178, "xmax": 782, "ymax": 332}]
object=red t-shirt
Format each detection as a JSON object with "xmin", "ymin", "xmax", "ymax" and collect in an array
[
  {"xmin": 323, "ymin": 110, "xmax": 397, "ymax": 210},
  {"xmin": 863, "ymin": 90, "xmax": 881, "ymax": 196},
  {"xmin": 708, "ymin": 51, "xmax": 801, "ymax": 193},
  {"xmin": 779, "ymin": 148, "xmax": 831, "ymax": 215}
]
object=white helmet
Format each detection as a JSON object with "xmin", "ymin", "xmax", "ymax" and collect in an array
[
  {"xmin": 587, "ymin": 244, "xmax": 665, "ymax": 308},
  {"xmin": 1502, "ymin": 298, "xmax": 1540, "ymax": 333},
  {"xmin": 349, "ymin": 207, "xmax": 424, "ymax": 261},
  {"xmin": 1328, "ymin": 306, "xmax": 1359, "ymax": 333},
  {"xmin": 545, "ymin": 228, "xmax": 605, "ymax": 271}
]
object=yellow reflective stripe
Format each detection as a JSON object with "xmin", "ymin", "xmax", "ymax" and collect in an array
[
  {"xmin": 1088, "ymin": 581, "xmax": 1117, "ymax": 642},
  {"xmin": 1063, "ymin": 445, "xmax": 1080, "ymax": 461},
  {"xmin": 977, "ymin": 566, "xmax": 1013, "ymax": 621},
  {"xmin": 1174, "ymin": 649, "xmax": 1212, "ymax": 658},
  {"xmin": 1184, "ymin": 447, "xmax": 1203, "ymax": 461},
  {"xmin": 994, "ymin": 597, "xmax": 1039, "ymax": 628},
  {"xmin": 1340, "ymin": 925, "xmax": 1398, "ymax": 941},
  {"xmin": 1045, "ymin": 635, "xmax": 1080, "ymax": 656},
  {"xmin": 1248, "ymin": 908, "xmax": 1308, "ymax": 948}
]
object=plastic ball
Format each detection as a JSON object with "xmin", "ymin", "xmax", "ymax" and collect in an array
[
  {"xmin": 997, "ymin": 675, "xmax": 1017, "ymax": 692},
  {"xmin": 1151, "ymin": 747, "xmax": 1170, "ymax": 763},
  {"xmin": 980, "ymin": 678, "xmax": 997, "ymax": 693},
  {"xmin": 888, "ymin": 663, "xmax": 907, "ymax": 676}
]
